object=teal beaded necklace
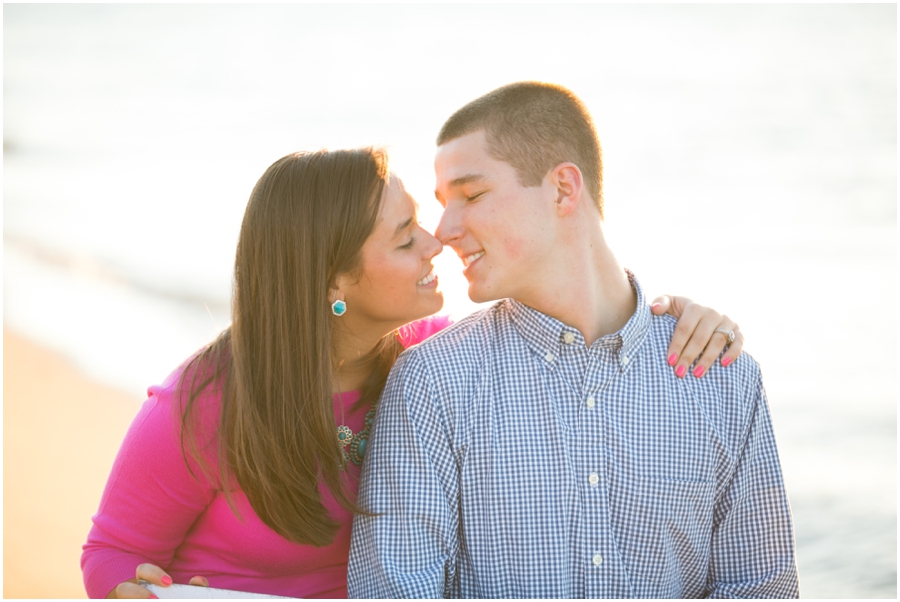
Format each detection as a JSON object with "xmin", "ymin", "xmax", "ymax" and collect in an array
[{"xmin": 337, "ymin": 405, "xmax": 376, "ymax": 468}]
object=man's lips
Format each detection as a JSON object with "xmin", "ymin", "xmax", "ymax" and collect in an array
[{"xmin": 462, "ymin": 251, "xmax": 485, "ymax": 267}]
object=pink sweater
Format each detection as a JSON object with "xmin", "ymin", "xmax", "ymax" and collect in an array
[{"xmin": 81, "ymin": 316, "xmax": 451, "ymax": 599}]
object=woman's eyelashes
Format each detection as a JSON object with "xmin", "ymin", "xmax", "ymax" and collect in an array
[{"xmin": 398, "ymin": 222, "xmax": 424, "ymax": 250}]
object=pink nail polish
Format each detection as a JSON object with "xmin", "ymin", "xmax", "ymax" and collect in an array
[
  {"xmin": 667, "ymin": 354, "xmax": 678, "ymax": 366},
  {"xmin": 693, "ymin": 365, "xmax": 705, "ymax": 378},
  {"xmin": 161, "ymin": 576, "xmax": 173, "ymax": 586},
  {"xmin": 651, "ymin": 302, "xmax": 661, "ymax": 311},
  {"xmin": 722, "ymin": 357, "xmax": 732, "ymax": 367},
  {"xmin": 148, "ymin": 596, "xmax": 159, "ymax": 600},
  {"xmin": 676, "ymin": 365, "xmax": 686, "ymax": 378}
]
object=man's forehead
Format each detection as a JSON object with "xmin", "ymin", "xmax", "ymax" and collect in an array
[{"xmin": 435, "ymin": 132, "xmax": 492, "ymax": 185}]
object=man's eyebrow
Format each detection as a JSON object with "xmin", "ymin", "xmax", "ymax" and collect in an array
[
  {"xmin": 393, "ymin": 217, "xmax": 414, "ymax": 238},
  {"xmin": 435, "ymin": 174, "xmax": 487, "ymax": 202},
  {"xmin": 448, "ymin": 174, "xmax": 486, "ymax": 188}
]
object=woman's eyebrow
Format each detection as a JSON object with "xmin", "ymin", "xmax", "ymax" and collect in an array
[{"xmin": 392, "ymin": 217, "xmax": 414, "ymax": 238}]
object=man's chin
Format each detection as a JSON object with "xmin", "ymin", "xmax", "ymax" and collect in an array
[{"xmin": 467, "ymin": 282, "xmax": 501, "ymax": 304}]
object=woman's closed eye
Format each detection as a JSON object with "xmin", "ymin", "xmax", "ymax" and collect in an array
[{"xmin": 399, "ymin": 236, "xmax": 416, "ymax": 250}]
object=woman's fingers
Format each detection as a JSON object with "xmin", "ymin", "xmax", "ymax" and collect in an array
[
  {"xmin": 671, "ymin": 307, "xmax": 719, "ymax": 377},
  {"xmin": 690, "ymin": 317, "xmax": 741, "ymax": 376},
  {"xmin": 654, "ymin": 294, "xmax": 744, "ymax": 376},
  {"xmin": 719, "ymin": 324, "xmax": 743, "ymax": 367},
  {"xmin": 664, "ymin": 300, "xmax": 705, "ymax": 373},
  {"xmin": 649, "ymin": 295, "xmax": 673, "ymax": 315},
  {"xmin": 113, "ymin": 566, "xmax": 210, "ymax": 598},
  {"xmin": 113, "ymin": 581, "xmax": 157, "ymax": 599},
  {"xmin": 135, "ymin": 563, "xmax": 173, "ymax": 587}
]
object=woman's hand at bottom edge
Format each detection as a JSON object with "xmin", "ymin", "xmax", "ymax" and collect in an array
[{"xmin": 107, "ymin": 563, "xmax": 209, "ymax": 598}]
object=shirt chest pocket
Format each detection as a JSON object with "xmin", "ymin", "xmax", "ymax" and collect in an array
[{"xmin": 609, "ymin": 476, "xmax": 715, "ymax": 598}]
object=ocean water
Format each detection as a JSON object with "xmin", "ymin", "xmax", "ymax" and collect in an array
[{"xmin": 3, "ymin": 4, "xmax": 896, "ymax": 597}]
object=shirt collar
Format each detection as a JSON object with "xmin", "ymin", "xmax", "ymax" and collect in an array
[{"xmin": 506, "ymin": 269, "xmax": 651, "ymax": 372}]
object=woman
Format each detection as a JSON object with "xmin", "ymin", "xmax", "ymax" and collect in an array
[{"xmin": 81, "ymin": 148, "xmax": 742, "ymax": 599}]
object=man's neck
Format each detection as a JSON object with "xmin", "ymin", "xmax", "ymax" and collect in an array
[{"xmin": 514, "ymin": 232, "xmax": 636, "ymax": 347}]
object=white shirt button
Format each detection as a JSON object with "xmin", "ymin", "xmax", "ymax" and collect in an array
[
  {"xmin": 622, "ymin": 355, "xmax": 630, "ymax": 365},
  {"xmin": 592, "ymin": 553, "xmax": 603, "ymax": 566},
  {"xmin": 586, "ymin": 396, "xmax": 596, "ymax": 409},
  {"xmin": 563, "ymin": 332, "xmax": 575, "ymax": 344},
  {"xmin": 544, "ymin": 352, "xmax": 555, "ymax": 362},
  {"xmin": 588, "ymin": 472, "xmax": 600, "ymax": 486}
]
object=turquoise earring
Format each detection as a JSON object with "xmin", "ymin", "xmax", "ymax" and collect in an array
[{"xmin": 331, "ymin": 300, "xmax": 347, "ymax": 316}]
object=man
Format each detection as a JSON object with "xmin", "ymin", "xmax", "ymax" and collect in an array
[{"xmin": 348, "ymin": 82, "xmax": 798, "ymax": 598}]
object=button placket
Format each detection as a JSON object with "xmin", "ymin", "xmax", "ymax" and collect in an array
[{"xmin": 581, "ymin": 340, "xmax": 613, "ymax": 589}]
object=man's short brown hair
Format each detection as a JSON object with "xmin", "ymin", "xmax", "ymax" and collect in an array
[{"xmin": 437, "ymin": 81, "xmax": 604, "ymax": 216}]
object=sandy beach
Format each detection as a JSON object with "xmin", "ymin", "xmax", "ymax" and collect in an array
[{"xmin": 3, "ymin": 328, "xmax": 142, "ymax": 598}]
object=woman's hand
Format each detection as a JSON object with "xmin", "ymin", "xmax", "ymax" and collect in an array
[
  {"xmin": 650, "ymin": 295, "xmax": 743, "ymax": 378},
  {"xmin": 107, "ymin": 564, "xmax": 209, "ymax": 598}
]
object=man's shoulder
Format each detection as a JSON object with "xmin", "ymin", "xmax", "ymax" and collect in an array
[
  {"xmin": 642, "ymin": 315, "xmax": 768, "ymax": 461},
  {"xmin": 649, "ymin": 313, "xmax": 762, "ymax": 381},
  {"xmin": 647, "ymin": 314, "xmax": 764, "ymax": 432}
]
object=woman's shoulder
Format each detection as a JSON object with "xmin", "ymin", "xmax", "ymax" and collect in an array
[
  {"xmin": 396, "ymin": 315, "xmax": 454, "ymax": 348},
  {"xmin": 149, "ymin": 346, "xmax": 227, "ymax": 403},
  {"xmin": 149, "ymin": 356, "xmax": 196, "ymax": 398},
  {"xmin": 144, "ymin": 350, "xmax": 226, "ymax": 440},
  {"xmin": 130, "ymin": 350, "xmax": 226, "ymax": 483}
]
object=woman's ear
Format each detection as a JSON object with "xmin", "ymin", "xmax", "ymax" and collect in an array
[
  {"xmin": 329, "ymin": 275, "xmax": 351, "ymax": 317},
  {"xmin": 329, "ymin": 271, "xmax": 354, "ymax": 304},
  {"xmin": 550, "ymin": 162, "xmax": 584, "ymax": 217},
  {"xmin": 328, "ymin": 281, "xmax": 344, "ymax": 306}
]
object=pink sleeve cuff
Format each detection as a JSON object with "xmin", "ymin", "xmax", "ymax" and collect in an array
[{"xmin": 81, "ymin": 545, "xmax": 149, "ymax": 599}]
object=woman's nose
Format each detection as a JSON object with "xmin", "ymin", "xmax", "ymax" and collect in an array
[{"xmin": 421, "ymin": 228, "xmax": 443, "ymax": 259}]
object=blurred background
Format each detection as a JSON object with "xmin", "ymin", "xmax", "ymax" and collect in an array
[{"xmin": 3, "ymin": 4, "xmax": 895, "ymax": 598}]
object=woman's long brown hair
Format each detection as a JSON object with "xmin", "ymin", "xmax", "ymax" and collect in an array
[{"xmin": 176, "ymin": 148, "xmax": 403, "ymax": 546}]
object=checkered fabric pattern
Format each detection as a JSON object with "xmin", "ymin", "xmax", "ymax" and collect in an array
[{"xmin": 348, "ymin": 272, "xmax": 799, "ymax": 599}]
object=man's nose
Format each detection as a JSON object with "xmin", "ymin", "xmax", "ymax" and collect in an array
[
  {"xmin": 434, "ymin": 205, "xmax": 461, "ymax": 246},
  {"xmin": 421, "ymin": 229, "xmax": 443, "ymax": 260}
]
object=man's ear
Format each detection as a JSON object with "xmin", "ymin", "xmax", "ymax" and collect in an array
[{"xmin": 549, "ymin": 162, "xmax": 584, "ymax": 217}]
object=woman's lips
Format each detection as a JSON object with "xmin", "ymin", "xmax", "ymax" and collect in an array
[{"xmin": 417, "ymin": 268, "xmax": 437, "ymax": 286}]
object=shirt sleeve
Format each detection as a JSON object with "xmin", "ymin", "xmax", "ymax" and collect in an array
[
  {"xmin": 706, "ymin": 375, "xmax": 800, "ymax": 598},
  {"xmin": 80, "ymin": 385, "xmax": 217, "ymax": 598},
  {"xmin": 347, "ymin": 349, "xmax": 460, "ymax": 598}
]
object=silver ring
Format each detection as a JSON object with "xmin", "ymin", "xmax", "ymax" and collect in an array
[{"xmin": 715, "ymin": 328, "xmax": 736, "ymax": 344}]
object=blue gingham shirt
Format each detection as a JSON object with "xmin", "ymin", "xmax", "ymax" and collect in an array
[{"xmin": 348, "ymin": 273, "xmax": 798, "ymax": 598}]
